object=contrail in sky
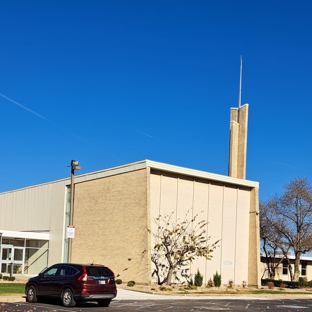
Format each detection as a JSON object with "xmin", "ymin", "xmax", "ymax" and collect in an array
[
  {"xmin": 0, "ymin": 92, "xmax": 50, "ymax": 122},
  {"xmin": 275, "ymin": 161, "xmax": 298, "ymax": 169},
  {"xmin": 0, "ymin": 92, "xmax": 89, "ymax": 143},
  {"xmin": 134, "ymin": 129, "xmax": 153, "ymax": 138},
  {"xmin": 0, "ymin": 92, "xmax": 124, "ymax": 161}
]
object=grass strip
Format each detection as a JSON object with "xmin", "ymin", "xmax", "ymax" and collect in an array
[{"xmin": 0, "ymin": 283, "xmax": 25, "ymax": 295}]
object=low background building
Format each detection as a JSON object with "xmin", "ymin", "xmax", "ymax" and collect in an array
[{"xmin": 260, "ymin": 255, "xmax": 312, "ymax": 282}]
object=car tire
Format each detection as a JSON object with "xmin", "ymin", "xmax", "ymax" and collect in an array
[
  {"xmin": 62, "ymin": 288, "xmax": 76, "ymax": 307},
  {"xmin": 98, "ymin": 299, "xmax": 111, "ymax": 307},
  {"xmin": 26, "ymin": 285, "xmax": 38, "ymax": 303}
]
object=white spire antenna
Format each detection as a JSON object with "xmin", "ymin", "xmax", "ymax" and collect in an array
[{"xmin": 238, "ymin": 55, "xmax": 243, "ymax": 108}]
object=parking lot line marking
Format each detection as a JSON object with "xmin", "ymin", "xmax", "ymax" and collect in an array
[
  {"xmin": 156, "ymin": 306, "xmax": 173, "ymax": 311},
  {"xmin": 135, "ymin": 303, "xmax": 157, "ymax": 310},
  {"xmin": 115, "ymin": 301, "xmax": 138, "ymax": 307},
  {"xmin": 277, "ymin": 305, "xmax": 308, "ymax": 309}
]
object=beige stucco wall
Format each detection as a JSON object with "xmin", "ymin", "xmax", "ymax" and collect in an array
[
  {"xmin": 72, "ymin": 168, "xmax": 151, "ymax": 285},
  {"xmin": 150, "ymin": 169, "xmax": 259, "ymax": 286}
]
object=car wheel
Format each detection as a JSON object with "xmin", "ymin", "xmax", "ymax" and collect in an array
[
  {"xmin": 62, "ymin": 288, "xmax": 76, "ymax": 307},
  {"xmin": 26, "ymin": 285, "xmax": 38, "ymax": 303},
  {"xmin": 98, "ymin": 299, "xmax": 111, "ymax": 307}
]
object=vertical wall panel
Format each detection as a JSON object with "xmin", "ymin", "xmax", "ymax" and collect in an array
[
  {"xmin": 150, "ymin": 173, "xmax": 161, "ymax": 220},
  {"xmin": 220, "ymin": 187, "xmax": 238, "ymax": 284},
  {"xmin": 192, "ymin": 180, "xmax": 209, "ymax": 282},
  {"xmin": 235, "ymin": 188, "xmax": 250, "ymax": 283},
  {"xmin": 159, "ymin": 174, "xmax": 178, "ymax": 215},
  {"xmin": 176, "ymin": 178, "xmax": 194, "ymax": 221}
]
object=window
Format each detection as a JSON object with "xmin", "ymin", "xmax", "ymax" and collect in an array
[
  {"xmin": 59, "ymin": 265, "xmax": 78, "ymax": 276},
  {"xmin": 87, "ymin": 266, "xmax": 114, "ymax": 277},
  {"xmin": 301, "ymin": 262, "xmax": 307, "ymax": 276},
  {"xmin": 44, "ymin": 266, "xmax": 58, "ymax": 277},
  {"xmin": 283, "ymin": 260, "xmax": 288, "ymax": 275}
]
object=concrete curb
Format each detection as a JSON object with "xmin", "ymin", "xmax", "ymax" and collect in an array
[{"xmin": 2, "ymin": 289, "xmax": 312, "ymax": 303}]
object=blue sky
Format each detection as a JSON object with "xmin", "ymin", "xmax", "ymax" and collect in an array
[{"xmin": 0, "ymin": 0, "xmax": 311, "ymax": 200}]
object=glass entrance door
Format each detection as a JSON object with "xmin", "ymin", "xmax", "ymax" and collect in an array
[
  {"xmin": 1, "ymin": 244, "xmax": 13, "ymax": 274},
  {"xmin": 12, "ymin": 247, "xmax": 24, "ymax": 274},
  {"xmin": 1, "ymin": 245, "xmax": 24, "ymax": 274}
]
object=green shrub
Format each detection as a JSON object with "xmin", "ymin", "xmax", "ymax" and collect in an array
[
  {"xmin": 261, "ymin": 279, "xmax": 299, "ymax": 289},
  {"xmin": 213, "ymin": 271, "xmax": 221, "ymax": 287},
  {"xmin": 194, "ymin": 269, "xmax": 203, "ymax": 287},
  {"xmin": 8, "ymin": 276, "xmax": 15, "ymax": 281},
  {"xmin": 3, "ymin": 276, "xmax": 9, "ymax": 281},
  {"xmin": 298, "ymin": 277, "xmax": 308, "ymax": 287},
  {"xmin": 261, "ymin": 279, "xmax": 281, "ymax": 287},
  {"xmin": 127, "ymin": 280, "xmax": 135, "ymax": 287},
  {"xmin": 287, "ymin": 281, "xmax": 299, "ymax": 288},
  {"xmin": 0, "ymin": 274, "xmax": 2, "ymax": 279},
  {"xmin": 115, "ymin": 279, "xmax": 122, "ymax": 284}
]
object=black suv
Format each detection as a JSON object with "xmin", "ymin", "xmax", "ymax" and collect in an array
[{"xmin": 25, "ymin": 263, "xmax": 117, "ymax": 307}]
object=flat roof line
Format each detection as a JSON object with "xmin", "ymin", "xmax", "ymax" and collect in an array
[
  {"xmin": 0, "ymin": 230, "xmax": 50, "ymax": 240},
  {"xmin": 0, "ymin": 159, "xmax": 259, "ymax": 194}
]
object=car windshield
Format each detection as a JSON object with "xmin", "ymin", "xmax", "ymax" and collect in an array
[{"xmin": 87, "ymin": 267, "xmax": 113, "ymax": 277}]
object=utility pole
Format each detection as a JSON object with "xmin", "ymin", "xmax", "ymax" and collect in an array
[{"xmin": 68, "ymin": 160, "xmax": 81, "ymax": 263}]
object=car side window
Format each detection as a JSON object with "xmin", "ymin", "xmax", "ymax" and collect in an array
[
  {"xmin": 59, "ymin": 266, "xmax": 67, "ymax": 276},
  {"xmin": 44, "ymin": 267, "xmax": 58, "ymax": 277},
  {"xmin": 58, "ymin": 265, "xmax": 78, "ymax": 276},
  {"xmin": 65, "ymin": 266, "xmax": 77, "ymax": 276}
]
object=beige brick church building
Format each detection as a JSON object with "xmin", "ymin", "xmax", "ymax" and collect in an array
[{"xmin": 0, "ymin": 104, "xmax": 260, "ymax": 287}]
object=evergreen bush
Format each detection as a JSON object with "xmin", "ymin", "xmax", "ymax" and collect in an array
[
  {"xmin": 213, "ymin": 271, "xmax": 221, "ymax": 287},
  {"xmin": 194, "ymin": 269, "xmax": 203, "ymax": 287},
  {"xmin": 115, "ymin": 279, "xmax": 122, "ymax": 284}
]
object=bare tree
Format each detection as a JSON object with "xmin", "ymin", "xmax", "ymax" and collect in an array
[
  {"xmin": 260, "ymin": 178, "xmax": 312, "ymax": 281},
  {"xmin": 149, "ymin": 210, "xmax": 219, "ymax": 285},
  {"xmin": 260, "ymin": 205, "xmax": 290, "ymax": 279}
]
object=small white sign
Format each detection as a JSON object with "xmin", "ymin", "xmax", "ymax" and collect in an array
[
  {"xmin": 67, "ymin": 226, "xmax": 75, "ymax": 238},
  {"xmin": 222, "ymin": 258, "xmax": 234, "ymax": 270}
]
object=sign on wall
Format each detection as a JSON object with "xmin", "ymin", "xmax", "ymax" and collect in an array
[
  {"xmin": 67, "ymin": 226, "xmax": 75, "ymax": 239},
  {"xmin": 222, "ymin": 258, "xmax": 235, "ymax": 270}
]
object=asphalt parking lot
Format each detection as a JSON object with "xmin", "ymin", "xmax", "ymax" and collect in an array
[{"xmin": 2, "ymin": 298, "xmax": 312, "ymax": 311}]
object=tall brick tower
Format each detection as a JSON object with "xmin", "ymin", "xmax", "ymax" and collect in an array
[
  {"xmin": 228, "ymin": 104, "xmax": 249, "ymax": 179},
  {"xmin": 228, "ymin": 57, "xmax": 249, "ymax": 179}
]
